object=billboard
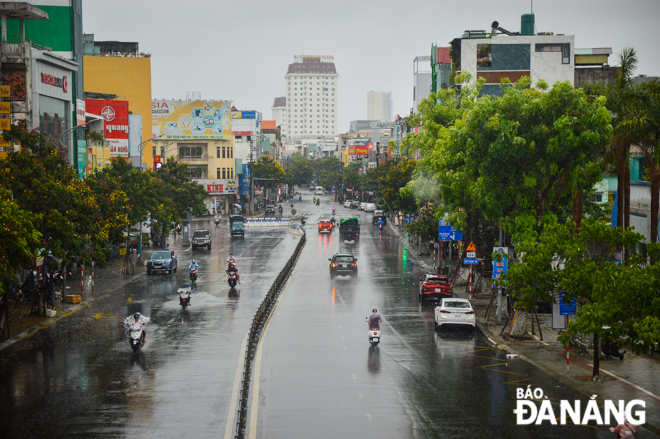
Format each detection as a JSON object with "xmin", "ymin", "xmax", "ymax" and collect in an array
[
  {"xmin": 85, "ymin": 99, "xmax": 129, "ymax": 159},
  {"xmin": 192, "ymin": 179, "xmax": 239, "ymax": 195},
  {"xmin": 349, "ymin": 145, "xmax": 369, "ymax": 155},
  {"xmin": 152, "ymin": 100, "xmax": 232, "ymax": 139}
]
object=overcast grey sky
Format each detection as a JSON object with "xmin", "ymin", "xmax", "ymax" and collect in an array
[{"xmin": 84, "ymin": 0, "xmax": 660, "ymax": 131}]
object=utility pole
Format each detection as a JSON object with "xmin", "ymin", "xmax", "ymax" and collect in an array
[{"xmin": 497, "ymin": 210, "xmax": 503, "ymax": 324}]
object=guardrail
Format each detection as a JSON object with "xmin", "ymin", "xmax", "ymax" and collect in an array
[
  {"xmin": 244, "ymin": 217, "xmax": 293, "ymax": 227},
  {"xmin": 233, "ymin": 232, "xmax": 307, "ymax": 438}
]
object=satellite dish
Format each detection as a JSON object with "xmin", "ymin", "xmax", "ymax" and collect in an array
[{"xmin": 492, "ymin": 21, "xmax": 499, "ymax": 29}]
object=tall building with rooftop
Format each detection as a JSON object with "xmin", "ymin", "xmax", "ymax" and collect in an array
[{"xmin": 284, "ymin": 55, "xmax": 338, "ymax": 138}]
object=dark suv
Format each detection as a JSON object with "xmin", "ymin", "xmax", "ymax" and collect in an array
[
  {"xmin": 147, "ymin": 249, "xmax": 177, "ymax": 275},
  {"xmin": 329, "ymin": 253, "xmax": 358, "ymax": 279},
  {"xmin": 192, "ymin": 229, "xmax": 211, "ymax": 250}
]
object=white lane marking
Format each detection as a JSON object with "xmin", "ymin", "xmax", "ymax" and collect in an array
[
  {"xmin": 343, "ymin": 346, "xmax": 347, "ymax": 351},
  {"xmin": 585, "ymin": 362, "xmax": 660, "ymax": 401},
  {"xmin": 247, "ymin": 244, "xmax": 304, "ymax": 439},
  {"xmin": 359, "ymin": 392, "xmax": 364, "ymax": 399},
  {"xmin": 352, "ymin": 374, "xmax": 356, "ymax": 380},
  {"xmin": 224, "ymin": 332, "xmax": 249, "ymax": 439},
  {"xmin": 338, "ymin": 325, "xmax": 343, "ymax": 329},
  {"xmin": 341, "ymin": 335, "xmax": 345, "ymax": 339},
  {"xmin": 367, "ymin": 413, "xmax": 372, "ymax": 420}
]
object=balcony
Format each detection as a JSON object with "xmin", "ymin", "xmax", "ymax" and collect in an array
[{"xmin": 177, "ymin": 154, "xmax": 209, "ymax": 162}]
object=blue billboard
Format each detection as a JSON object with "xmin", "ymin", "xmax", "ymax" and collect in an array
[{"xmin": 239, "ymin": 164, "xmax": 250, "ymax": 196}]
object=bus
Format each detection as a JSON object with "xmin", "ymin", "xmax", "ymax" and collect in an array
[{"xmin": 315, "ymin": 186, "xmax": 324, "ymax": 195}]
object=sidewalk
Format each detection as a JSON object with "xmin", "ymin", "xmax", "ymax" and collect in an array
[
  {"xmin": 385, "ymin": 221, "xmax": 660, "ymax": 435},
  {"xmin": 474, "ymin": 309, "xmax": 660, "ymax": 435},
  {"xmin": 1, "ymin": 253, "xmax": 146, "ymax": 351}
]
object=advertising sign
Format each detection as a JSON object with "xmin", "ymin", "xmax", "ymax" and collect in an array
[
  {"xmin": 559, "ymin": 293, "xmax": 577, "ymax": 315},
  {"xmin": 492, "ymin": 247, "xmax": 509, "ymax": 287},
  {"xmin": 192, "ymin": 179, "xmax": 238, "ymax": 195},
  {"xmin": 0, "ymin": 85, "xmax": 10, "ymax": 98},
  {"xmin": 128, "ymin": 114, "xmax": 143, "ymax": 157},
  {"xmin": 76, "ymin": 99, "xmax": 85, "ymax": 126},
  {"xmin": 152, "ymin": 100, "xmax": 233, "ymax": 139},
  {"xmin": 86, "ymin": 99, "xmax": 129, "ymax": 159},
  {"xmin": 77, "ymin": 140, "xmax": 87, "ymax": 179},
  {"xmin": 240, "ymin": 164, "xmax": 250, "ymax": 196},
  {"xmin": 0, "ymin": 101, "xmax": 10, "ymax": 114}
]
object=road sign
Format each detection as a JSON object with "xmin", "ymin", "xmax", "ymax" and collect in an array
[
  {"xmin": 464, "ymin": 258, "xmax": 479, "ymax": 265},
  {"xmin": 438, "ymin": 220, "xmax": 462, "ymax": 241},
  {"xmin": 466, "ymin": 241, "xmax": 476, "ymax": 252},
  {"xmin": 559, "ymin": 293, "xmax": 576, "ymax": 315},
  {"xmin": 291, "ymin": 209, "xmax": 296, "ymax": 215},
  {"xmin": 466, "ymin": 251, "xmax": 476, "ymax": 258}
]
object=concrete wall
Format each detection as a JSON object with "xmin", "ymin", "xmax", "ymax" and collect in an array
[{"xmin": 574, "ymin": 67, "xmax": 618, "ymax": 88}]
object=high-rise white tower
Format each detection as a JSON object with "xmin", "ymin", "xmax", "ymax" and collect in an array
[
  {"xmin": 367, "ymin": 91, "xmax": 392, "ymax": 120},
  {"xmin": 284, "ymin": 55, "xmax": 338, "ymax": 138}
]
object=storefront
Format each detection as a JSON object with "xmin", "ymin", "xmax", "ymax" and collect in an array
[
  {"xmin": 31, "ymin": 50, "xmax": 78, "ymax": 152},
  {"xmin": 192, "ymin": 179, "xmax": 240, "ymax": 215}
]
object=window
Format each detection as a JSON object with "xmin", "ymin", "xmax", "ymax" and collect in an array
[
  {"xmin": 217, "ymin": 146, "xmax": 221, "ymax": 157},
  {"xmin": 179, "ymin": 145, "xmax": 204, "ymax": 159},
  {"xmin": 230, "ymin": 168, "xmax": 234, "ymax": 179},
  {"xmin": 189, "ymin": 167, "xmax": 204, "ymax": 178},
  {"xmin": 594, "ymin": 193, "xmax": 603, "ymax": 203},
  {"xmin": 217, "ymin": 168, "xmax": 221, "ymax": 179},
  {"xmin": 535, "ymin": 43, "xmax": 571, "ymax": 64},
  {"xmin": 222, "ymin": 146, "xmax": 226, "ymax": 158},
  {"xmin": 230, "ymin": 147, "xmax": 233, "ymax": 158},
  {"xmin": 222, "ymin": 168, "xmax": 226, "ymax": 179}
]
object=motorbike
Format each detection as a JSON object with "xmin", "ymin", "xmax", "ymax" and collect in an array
[
  {"xmin": 127, "ymin": 323, "xmax": 145, "ymax": 353},
  {"xmin": 228, "ymin": 272, "xmax": 239, "ymax": 289},
  {"xmin": 316, "ymin": 199, "xmax": 320, "ymax": 206},
  {"xmin": 190, "ymin": 268, "xmax": 197, "ymax": 283},
  {"xmin": 378, "ymin": 223, "xmax": 383, "ymax": 231},
  {"xmin": 178, "ymin": 284, "xmax": 192, "ymax": 309},
  {"xmin": 602, "ymin": 338, "xmax": 626, "ymax": 360},
  {"xmin": 366, "ymin": 318, "xmax": 381, "ymax": 346},
  {"xmin": 214, "ymin": 217, "xmax": 220, "ymax": 226},
  {"xmin": 53, "ymin": 269, "xmax": 72, "ymax": 285},
  {"xmin": 299, "ymin": 195, "xmax": 302, "ymax": 201}
]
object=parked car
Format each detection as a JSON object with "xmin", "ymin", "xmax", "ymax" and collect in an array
[
  {"xmin": 358, "ymin": 202, "xmax": 367, "ymax": 211},
  {"xmin": 434, "ymin": 298, "xmax": 475, "ymax": 329},
  {"xmin": 372, "ymin": 210, "xmax": 386, "ymax": 225},
  {"xmin": 265, "ymin": 205, "xmax": 276, "ymax": 216},
  {"xmin": 364, "ymin": 203, "xmax": 376, "ymax": 212},
  {"xmin": 419, "ymin": 273, "xmax": 453, "ymax": 301},
  {"xmin": 343, "ymin": 200, "xmax": 352, "ymax": 208},
  {"xmin": 318, "ymin": 219, "xmax": 333, "ymax": 234},
  {"xmin": 329, "ymin": 253, "xmax": 358, "ymax": 279},
  {"xmin": 192, "ymin": 229, "xmax": 211, "ymax": 250},
  {"xmin": 350, "ymin": 200, "xmax": 359, "ymax": 209},
  {"xmin": 147, "ymin": 249, "xmax": 177, "ymax": 275}
]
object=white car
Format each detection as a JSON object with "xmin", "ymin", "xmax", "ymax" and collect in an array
[
  {"xmin": 358, "ymin": 202, "xmax": 367, "ymax": 211},
  {"xmin": 364, "ymin": 203, "xmax": 376, "ymax": 212},
  {"xmin": 434, "ymin": 298, "xmax": 475, "ymax": 329},
  {"xmin": 343, "ymin": 200, "xmax": 352, "ymax": 208}
]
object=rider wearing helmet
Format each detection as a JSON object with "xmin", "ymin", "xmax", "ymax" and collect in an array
[
  {"xmin": 368, "ymin": 309, "xmax": 382, "ymax": 330},
  {"xmin": 227, "ymin": 254, "xmax": 236, "ymax": 265},
  {"xmin": 124, "ymin": 312, "xmax": 150, "ymax": 342},
  {"xmin": 227, "ymin": 261, "xmax": 241, "ymax": 284},
  {"xmin": 189, "ymin": 258, "xmax": 199, "ymax": 271}
]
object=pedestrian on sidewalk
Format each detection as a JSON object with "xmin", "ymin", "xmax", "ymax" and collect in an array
[{"xmin": 610, "ymin": 418, "xmax": 638, "ymax": 438}]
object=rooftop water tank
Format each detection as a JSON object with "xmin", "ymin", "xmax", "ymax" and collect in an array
[{"xmin": 521, "ymin": 13, "xmax": 535, "ymax": 36}]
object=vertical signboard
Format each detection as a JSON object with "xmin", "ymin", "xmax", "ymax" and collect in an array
[
  {"xmin": 85, "ymin": 100, "xmax": 130, "ymax": 159},
  {"xmin": 77, "ymin": 140, "xmax": 87, "ymax": 179},
  {"xmin": 76, "ymin": 99, "xmax": 86, "ymax": 126},
  {"xmin": 128, "ymin": 114, "xmax": 143, "ymax": 157},
  {"xmin": 240, "ymin": 164, "xmax": 250, "ymax": 196},
  {"xmin": 492, "ymin": 247, "xmax": 509, "ymax": 287}
]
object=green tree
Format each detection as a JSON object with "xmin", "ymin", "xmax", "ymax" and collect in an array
[
  {"xmin": 377, "ymin": 157, "xmax": 417, "ymax": 213},
  {"xmin": 0, "ymin": 127, "xmax": 108, "ymax": 266},
  {"xmin": 504, "ymin": 218, "xmax": 660, "ymax": 377},
  {"xmin": 342, "ymin": 163, "xmax": 362, "ymax": 191},
  {"xmin": 251, "ymin": 155, "xmax": 285, "ymax": 190},
  {"xmin": 404, "ymin": 203, "xmax": 438, "ymax": 242},
  {"xmin": 284, "ymin": 158, "xmax": 314, "ymax": 188},
  {"xmin": 313, "ymin": 156, "xmax": 343, "ymax": 189},
  {"xmin": 0, "ymin": 188, "xmax": 42, "ymax": 296}
]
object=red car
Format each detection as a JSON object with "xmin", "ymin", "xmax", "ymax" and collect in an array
[
  {"xmin": 318, "ymin": 219, "xmax": 333, "ymax": 233},
  {"xmin": 419, "ymin": 274, "xmax": 453, "ymax": 302}
]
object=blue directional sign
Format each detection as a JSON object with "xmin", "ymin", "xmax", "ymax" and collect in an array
[
  {"xmin": 438, "ymin": 219, "xmax": 462, "ymax": 241},
  {"xmin": 492, "ymin": 247, "xmax": 509, "ymax": 287},
  {"xmin": 464, "ymin": 258, "xmax": 479, "ymax": 265},
  {"xmin": 559, "ymin": 293, "xmax": 577, "ymax": 316}
]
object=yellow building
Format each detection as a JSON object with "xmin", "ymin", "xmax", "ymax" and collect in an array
[{"xmin": 83, "ymin": 36, "xmax": 153, "ymax": 169}]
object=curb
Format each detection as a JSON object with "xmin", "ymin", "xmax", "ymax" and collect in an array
[{"xmin": 0, "ymin": 272, "xmax": 144, "ymax": 352}]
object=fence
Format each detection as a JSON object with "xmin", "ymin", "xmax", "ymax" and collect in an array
[
  {"xmin": 243, "ymin": 217, "xmax": 293, "ymax": 227},
  {"xmin": 233, "ymin": 232, "xmax": 307, "ymax": 438}
]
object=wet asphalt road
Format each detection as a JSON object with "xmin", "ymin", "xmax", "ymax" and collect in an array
[{"xmin": 0, "ymin": 195, "xmax": 634, "ymax": 438}]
